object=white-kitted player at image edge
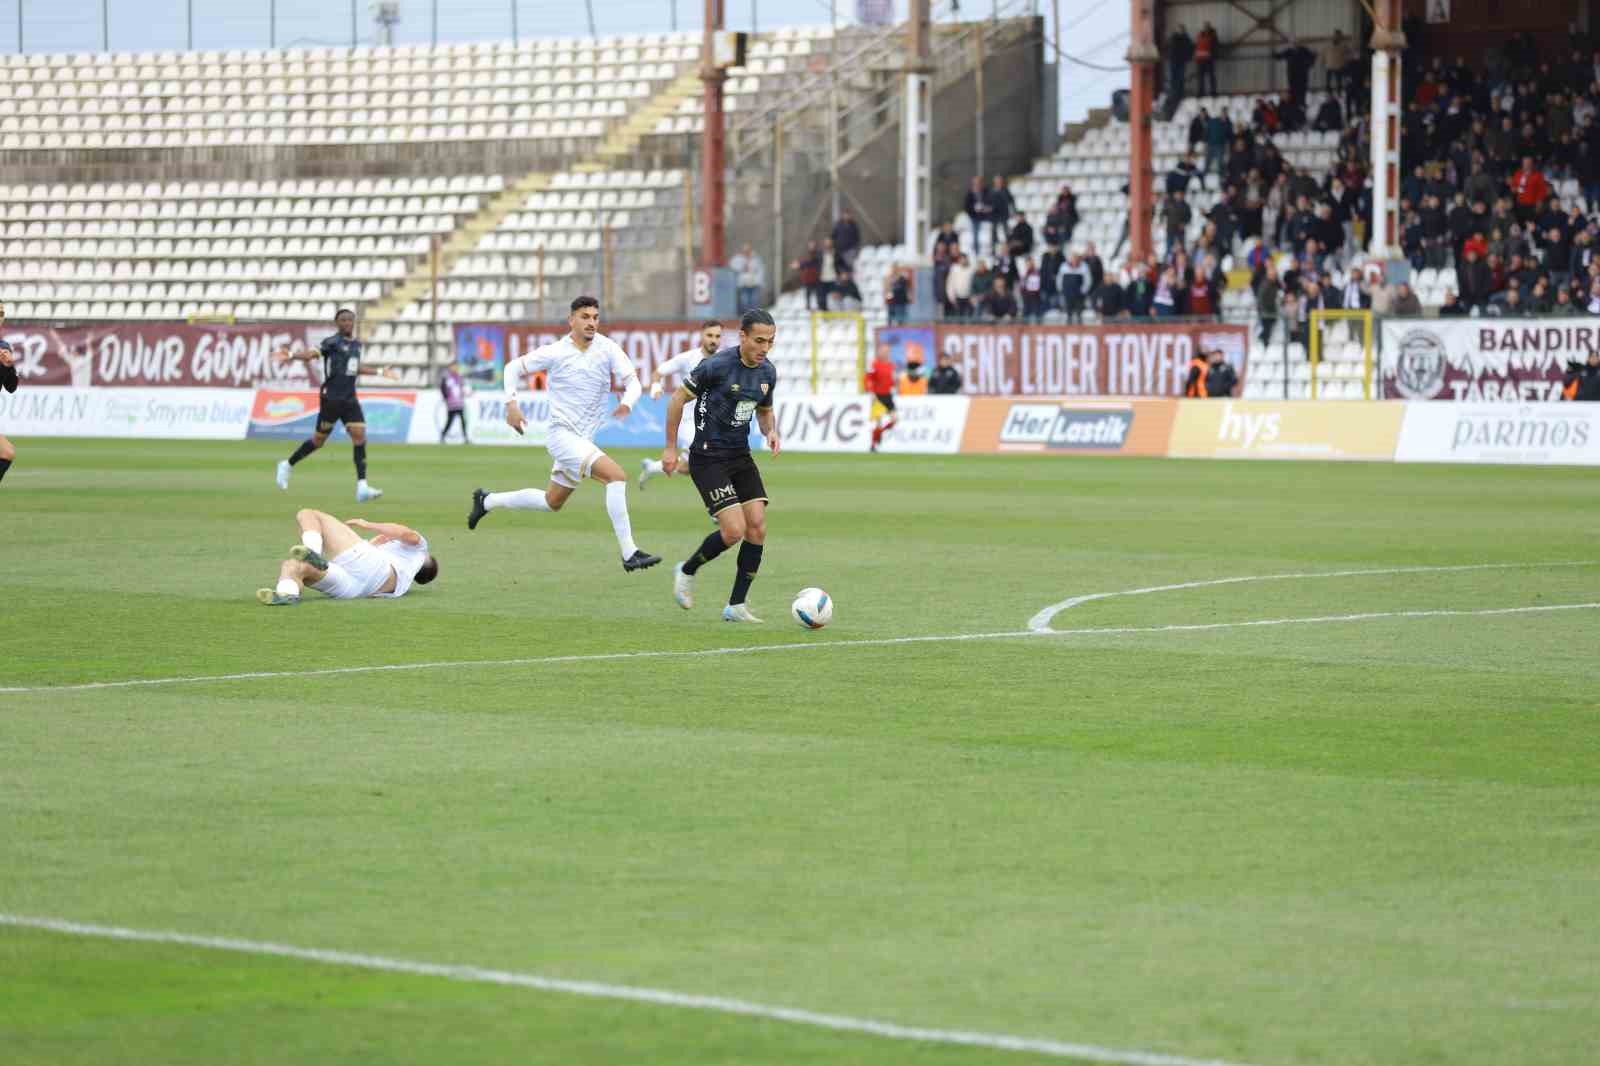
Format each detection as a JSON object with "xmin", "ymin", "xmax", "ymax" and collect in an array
[
  {"xmin": 637, "ymin": 318, "xmax": 725, "ymax": 490},
  {"xmin": 465, "ymin": 295, "xmax": 661, "ymax": 573}
]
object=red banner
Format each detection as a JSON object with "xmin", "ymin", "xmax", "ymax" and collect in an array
[
  {"xmin": 935, "ymin": 322, "xmax": 1249, "ymax": 397},
  {"xmin": 1, "ymin": 322, "xmax": 323, "ymax": 388}
]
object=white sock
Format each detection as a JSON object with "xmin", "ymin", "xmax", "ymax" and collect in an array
[
  {"xmin": 485, "ymin": 488, "xmax": 552, "ymax": 512},
  {"xmin": 357, "ymin": 478, "xmax": 369, "ymax": 491},
  {"xmin": 300, "ymin": 530, "xmax": 324, "ymax": 554},
  {"xmin": 642, "ymin": 458, "xmax": 664, "ymax": 475},
  {"xmin": 604, "ymin": 481, "xmax": 639, "ymax": 559},
  {"xmin": 275, "ymin": 577, "xmax": 300, "ymax": 598}
]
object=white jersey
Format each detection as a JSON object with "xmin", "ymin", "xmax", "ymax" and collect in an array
[
  {"xmin": 373, "ymin": 535, "xmax": 431, "ymax": 598},
  {"xmin": 651, "ymin": 348, "xmax": 708, "ymax": 388},
  {"xmin": 503, "ymin": 332, "xmax": 641, "ymax": 442}
]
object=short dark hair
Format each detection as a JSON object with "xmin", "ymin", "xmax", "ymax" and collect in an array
[
  {"xmin": 335, "ymin": 308, "xmax": 355, "ymax": 320},
  {"xmin": 740, "ymin": 308, "xmax": 775, "ymax": 333},
  {"xmin": 415, "ymin": 556, "xmax": 439, "ymax": 585},
  {"xmin": 701, "ymin": 318, "xmax": 724, "ymax": 331},
  {"xmin": 571, "ymin": 295, "xmax": 599, "ymax": 314}
]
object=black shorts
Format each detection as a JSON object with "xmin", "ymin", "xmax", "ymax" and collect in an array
[
  {"xmin": 317, "ymin": 394, "xmax": 366, "ymax": 434},
  {"xmin": 690, "ymin": 451, "xmax": 768, "ymax": 517},
  {"xmin": 873, "ymin": 391, "xmax": 896, "ymax": 412}
]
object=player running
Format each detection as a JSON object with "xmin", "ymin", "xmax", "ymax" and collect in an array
[
  {"xmin": 466, "ymin": 295, "xmax": 661, "ymax": 573},
  {"xmin": 663, "ymin": 308, "xmax": 781, "ymax": 623},
  {"xmin": 637, "ymin": 318, "xmax": 723, "ymax": 489},
  {"xmin": 257, "ymin": 508, "xmax": 438, "ymax": 605},
  {"xmin": 865, "ymin": 343, "xmax": 897, "ymax": 452},
  {"xmin": 272, "ymin": 308, "xmax": 401, "ymax": 502},
  {"xmin": 0, "ymin": 333, "xmax": 17, "ymax": 488}
]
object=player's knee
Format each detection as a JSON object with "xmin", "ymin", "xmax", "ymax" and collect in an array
[
  {"xmin": 295, "ymin": 508, "xmax": 318, "ymax": 525},
  {"xmin": 546, "ymin": 491, "xmax": 566, "ymax": 511},
  {"xmin": 718, "ymin": 519, "xmax": 745, "ymax": 546},
  {"xmin": 745, "ymin": 520, "xmax": 766, "ymax": 544}
]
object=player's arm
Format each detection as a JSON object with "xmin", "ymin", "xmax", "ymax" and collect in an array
[
  {"xmin": 501, "ymin": 347, "xmax": 555, "ymax": 435},
  {"xmin": 356, "ymin": 365, "xmax": 403, "ymax": 381},
  {"xmin": 0, "ymin": 342, "xmax": 16, "ymax": 393},
  {"xmin": 662, "ymin": 384, "xmax": 696, "ymax": 476},
  {"xmin": 649, "ymin": 353, "xmax": 688, "ymax": 399},
  {"xmin": 346, "ymin": 518, "xmax": 424, "ymax": 546},
  {"xmin": 757, "ymin": 403, "xmax": 780, "ymax": 457}
]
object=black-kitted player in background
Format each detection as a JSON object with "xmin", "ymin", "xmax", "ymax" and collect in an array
[
  {"xmin": 0, "ymin": 302, "xmax": 17, "ymax": 487},
  {"xmin": 662, "ymin": 309, "xmax": 782, "ymax": 623},
  {"xmin": 273, "ymin": 308, "xmax": 401, "ymax": 502}
]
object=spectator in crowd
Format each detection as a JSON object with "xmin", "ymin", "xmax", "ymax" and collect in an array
[
  {"xmin": 1188, "ymin": 107, "xmax": 1209, "ymax": 151},
  {"xmin": 1083, "ymin": 242, "xmax": 1106, "ymax": 294},
  {"xmin": 1009, "ymin": 210, "xmax": 1035, "ymax": 256},
  {"xmin": 1438, "ymin": 287, "xmax": 1469, "ymax": 316},
  {"xmin": 1059, "ymin": 250, "xmax": 1092, "ymax": 324},
  {"xmin": 1562, "ymin": 348, "xmax": 1600, "ymax": 399},
  {"xmin": 1152, "ymin": 264, "xmax": 1181, "ymax": 317},
  {"xmin": 831, "ymin": 209, "xmax": 861, "ymax": 271},
  {"xmin": 964, "ymin": 177, "xmax": 990, "ymax": 253},
  {"xmin": 1457, "ymin": 245, "xmax": 1493, "ymax": 311},
  {"xmin": 985, "ymin": 175, "xmax": 1015, "ymax": 256},
  {"xmin": 886, "ymin": 265, "xmax": 911, "ymax": 324},
  {"xmin": 1255, "ymin": 258, "xmax": 1280, "ymax": 342},
  {"xmin": 731, "ymin": 243, "xmax": 764, "ymax": 312},
  {"xmin": 1391, "ymin": 281, "xmax": 1424, "ymax": 316},
  {"xmin": 1163, "ymin": 189, "xmax": 1192, "ymax": 253},
  {"xmin": 1167, "ymin": 24, "xmax": 1194, "ymax": 107},
  {"xmin": 832, "ymin": 268, "xmax": 862, "ymax": 309},
  {"xmin": 1323, "ymin": 30, "xmax": 1352, "ymax": 94},
  {"xmin": 946, "ymin": 253, "xmax": 974, "ymax": 319},
  {"xmin": 1187, "ymin": 256, "xmax": 1220, "ymax": 319},
  {"xmin": 439, "ymin": 362, "xmax": 468, "ymax": 444},
  {"xmin": 818, "ymin": 238, "xmax": 839, "ymax": 307},
  {"xmin": 1510, "ymin": 156, "xmax": 1550, "ymax": 224},
  {"xmin": 929, "ymin": 352, "xmax": 963, "ymax": 394},
  {"xmin": 1203, "ymin": 109, "xmax": 1232, "ymax": 176},
  {"xmin": 1195, "ymin": 23, "xmax": 1219, "ymax": 97},
  {"xmin": 1039, "ymin": 242, "xmax": 1064, "ymax": 313},
  {"xmin": 1167, "ymin": 152, "xmax": 1201, "ymax": 195},
  {"xmin": 1313, "ymin": 94, "xmax": 1343, "ymax": 133},
  {"xmin": 793, "ymin": 241, "xmax": 824, "ymax": 310},
  {"xmin": 1273, "ymin": 39, "xmax": 1316, "ymax": 105},
  {"xmin": 970, "ymin": 257, "xmax": 994, "ymax": 305},
  {"xmin": 1281, "ymin": 290, "xmax": 1306, "ymax": 346},
  {"xmin": 1020, "ymin": 257, "xmax": 1043, "ymax": 320},
  {"xmin": 1044, "ymin": 186, "xmax": 1079, "ymax": 247},
  {"xmin": 1125, "ymin": 263, "xmax": 1155, "ymax": 317},
  {"xmin": 983, "ymin": 276, "xmax": 1018, "ymax": 320},
  {"xmin": 1096, "ymin": 273, "xmax": 1127, "ymax": 318},
  {"xmin": 931, "ymin": 222, "xmax": 960, "ymax": 312}
]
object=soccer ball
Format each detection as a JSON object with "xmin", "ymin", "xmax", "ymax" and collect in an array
[{"xmin": 791, "ymin": 587, "xmax": 833, "ymax": 629}]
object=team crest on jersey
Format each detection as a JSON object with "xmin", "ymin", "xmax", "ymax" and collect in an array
[
  {"xmin": 731, "ymin": 384, "xmax": 740, "ymax": 393},
  {"xmin": 759, "ymin": 383, "xmax": 769, "ymax": 395}
]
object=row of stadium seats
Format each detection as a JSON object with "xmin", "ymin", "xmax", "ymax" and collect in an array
[{"xmin": 0, "ymin": 176, "xmax": 505, "ymax": 201}]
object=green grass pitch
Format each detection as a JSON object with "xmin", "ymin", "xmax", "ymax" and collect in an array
[{"xmin": 2, "ymin": 437, "xmax": 1597, "ymax": 1065}]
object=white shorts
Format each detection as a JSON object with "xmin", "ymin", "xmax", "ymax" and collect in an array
[
  {"xmin": 546, "ymin": 426, "xmax": 605, "ymax": 489},
  {"xmin": 676, "ymin": 422, "xmax": 695, "ymax": 452},
  {"xmin": 310, "ymin": 541, "xmax": 393, "ymax": 599}
]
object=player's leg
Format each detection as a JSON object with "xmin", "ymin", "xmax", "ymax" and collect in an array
[
  {"xmin": 722, "ymin": 460, "xmax": 769, "ymax": 622},
  {"xmin": 292, "ymin": 508, "xmax": 363, "ymax": 565},
  {"xmin": 348, "ymin": 410, "xmax": 381, "ymax": 501},
  {"xmin": 278, "ymin": 419, "xmax": 330, "ymax": 489},
  {"xmin": 589, "ymin": 454, "xmax": 660, "ymax": 571},
  {"xmin": 470, "ymin": 476, "xmax": 573, "ymax": 529},
  {"xmin": 257, "ymin": 557, "xmax": 324, "ymax": 606},
  {"xmin": 675, "ymin": 458, "xmax": 747, "ymax": 609},
  {"xmin": 0, "ymin": 433, "xmax": 14, "ymax": 485}
]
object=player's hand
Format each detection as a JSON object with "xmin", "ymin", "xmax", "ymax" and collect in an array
[
  {"xmin": 271, "ymin": 345, "xmax": 292, "ymax": 364},
  {"xmin": 662, "ymin": 447, "xmax": 678, "ymax": 476},
  {"xmin": 505, "ymin": 402, "xmax": 526, "ymax": 436},
  {"xmin": 768, "ymin": 433, "xmax": 781, "ymax": 458},
  {"xmin": 611, "ymin": 402, "xmax": 631, "ymax": 419},
  {"xmin": 649, "ymin": 381, "xmax": 663, "ymax": 400}
]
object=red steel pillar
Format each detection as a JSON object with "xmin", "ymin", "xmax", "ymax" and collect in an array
[
  {"xmin": 700, "ymin": 0, "xmax": 727, "ymax": 269},
  {"xmin": 1127, "ymin": 0, "xmax": 1158, "ymax": 266}
]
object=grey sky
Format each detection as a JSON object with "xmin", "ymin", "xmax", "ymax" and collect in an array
[{"xmin": 1, "ymin": 0, "xmax": 1127, "ymax": 124}]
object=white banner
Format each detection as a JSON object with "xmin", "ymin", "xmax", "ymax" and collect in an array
[
  {"xmin": 762, "ymin": 394, "xmax": 969, "ymax": 454},
  {"xmin": 0, "ymin": 386, "xmax": 253, "ymax": 439},
  {"xmin": 1381, "ymin": 319, "xmax": 1583, "ymax": 402},
  {"xmin": 1396, "ymin": 402, "xmax": 1600, "ymax": 465}
]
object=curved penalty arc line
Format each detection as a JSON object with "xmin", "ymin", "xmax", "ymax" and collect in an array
[{"xmin": 1026, "ymin": 561, "xmax": 1600, "ymax": 634}]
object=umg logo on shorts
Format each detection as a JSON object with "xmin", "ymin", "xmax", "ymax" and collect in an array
[{"xmin": 707, "ymin": 483, "xmax": 739, "ymax": 503}]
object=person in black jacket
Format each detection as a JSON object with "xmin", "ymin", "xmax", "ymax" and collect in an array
[
  {"xmin": 0, "ymin": 336, "xmax": 17, "ymax": 487},
  {"xmin": 928, "ymin": 353, "xmax": 963, "ymax": 395},
  {"xmin": 1203, "ymin": 350, "xmax": 1239, "ymax": 397},
  {"xmin": 1565, "ymin": 349, "xmax": 1600, "ymax": 400}
]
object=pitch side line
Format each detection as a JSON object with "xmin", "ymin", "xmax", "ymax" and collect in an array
[
  {"xmin": 0, "ymin": 913, "xmax": 1249, "ymax": 1066},
  {"xmin": 4, "ymin": 602, "xmax": 1597, "ymax": 696},
  {"xmin": 1027, "ymin": 561, "xmax": 1600, "ymax": 633}
]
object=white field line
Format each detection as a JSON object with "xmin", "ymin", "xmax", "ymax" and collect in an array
[
  {"xmin": 0, "ymin": 913, "xmax": 1251, "ymax": 1066},
  {"xmin": 1026, "ymin": 561, "xmax": 1599, "ymax": 633},
  {"xmin": 4, "ymin": 601, "xmax": 1598, "ymax": 697}
]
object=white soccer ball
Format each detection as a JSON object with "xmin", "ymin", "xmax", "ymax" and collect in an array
[{"xmin": 791, "ymin": 587, "xmax": 833, "ymax": 629}]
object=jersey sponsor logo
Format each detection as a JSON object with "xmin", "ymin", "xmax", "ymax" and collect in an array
[{"xmin": 734, "ymin": 399, "xmax": 758, "ymax": 425}]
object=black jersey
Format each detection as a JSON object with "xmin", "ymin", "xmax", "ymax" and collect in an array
[
  {"xmin": 0, "ymin": 342, "xmax": 16, "ymax": 394},
  {"xmin": 318, "ymin": 333, "xmax": 363, "ymax": 399},
  {"xmin": 684, "ymin": 347, "xmax": 777, "ymax": 457}
]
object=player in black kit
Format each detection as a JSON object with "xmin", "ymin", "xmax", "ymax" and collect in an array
[
  {"xmin": 662, "ymin": 308, "xmax": 782, "ymax": 622},
  {"xmin": 272, "ymin": 308, "xmax": 401, "ymax": 502},
  {"xmin": 0, "ymin": 333, "xmax": 18, "ymax": 488}
]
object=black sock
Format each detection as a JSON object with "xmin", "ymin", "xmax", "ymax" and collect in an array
[
  {"xmin": 353, "ymin": 443, "xmax": 368, "ymax": 480},
  {"xmin": 681, "ymin": 530, "xmax": 731, "ymax": 576},
  {"xmin": 288, "ymin": 440, "xmax": 317, "ymax": 466},
  {"xmin": 0, "ymin": 457, "xmax": 10, "ymax": 484},
  {"xmin": 728, "ymin": 542, "xmax": 764, "ymax": 605}
]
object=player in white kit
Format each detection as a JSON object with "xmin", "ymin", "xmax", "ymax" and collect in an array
[
  {"xmin": 637, "ymin": 319, "xmax": 723, "ymax": 490},
  {"xmin": 466, "ymin": 295, "xmax": 661, "ymax": 573},
  {"xmin": 257, "ymin": 509, "xmax": 437, "ymax": 605}
]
